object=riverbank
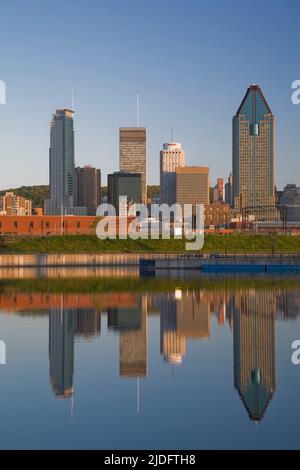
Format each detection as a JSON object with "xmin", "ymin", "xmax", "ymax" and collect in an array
[{"xmin": 1, "ymin": 233, "xmax": 300, "ymax": 254}]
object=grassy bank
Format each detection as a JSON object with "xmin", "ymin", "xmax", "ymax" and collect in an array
[{"xmin": 0, "ymin": 233, "xmax": 300, "ymax": 254}]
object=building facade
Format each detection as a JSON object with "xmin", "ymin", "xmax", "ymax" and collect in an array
[
  {"xmin": 45, "ymin": 109, "xmax": 86, "ymax": 215},
  {"xmin": 75, "ymin": 166, "xmax": 101, "ymax": 216},
  {"xmin": 233, "ymin": 85, "xmax": 276, "ymax": 220},
  {"xmin": 0, "ymin": 215, "xmax": 134, "ymax": 236},
  {"xmin": 204, "ymin": 204, "xmax": 231, "ymax": 227},
  {"xmin": 160, "ymin": 143, "xmax": 185, "ymax": 206},
  {"xmin": 213, "ymin": 178, "xmax": 224, "ymax": 203},
  {"xmin": 119, "ymin": 128, "xmax": 147, "ymax": 205},
  {"xmin": 108, "ymin": 172, "xmax": 141, "ymax": 216},
  {"xmin": 175, "ymin": 166, "xmax": 209, "ymax": 220},
  {"xmin": 225, "ymin": 173, "xmax": 233, "ymax": 205},
  {"xmin": 280, "ymin": 184, "xmax": 300, "ymax": 222},
  {"xmin": 0, "ymin": 192, "xmax": 32, "ymax": 216}
]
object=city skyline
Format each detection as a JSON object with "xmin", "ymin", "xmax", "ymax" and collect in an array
[
  {"xmin": 0, "ymin": 81, "xmax": 298, "ymax": 195},
  {"xmin": 1, "ymin": 1, "xmax": 300, "ymax": 191}
]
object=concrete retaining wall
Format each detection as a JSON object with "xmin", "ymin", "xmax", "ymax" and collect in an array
[
  {"xmin": 0, "ymin": 253, "xmax": 177, "ymax": 268},
  {"xmin": 1, "ymin": 253, "xmax": 300, "ymax": 269}
]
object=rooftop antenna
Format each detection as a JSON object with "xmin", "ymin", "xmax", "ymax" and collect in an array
[
  {"xmin": 71, "ymin": 88, "xmax": 75, "ymax": 111},
  {"xmin": 136, "ymin": 89, "xmax": 139, "ymax": 127},
  {"xmin": 171, "ymin": 127, "xmax": 174, "ymax": 142}
]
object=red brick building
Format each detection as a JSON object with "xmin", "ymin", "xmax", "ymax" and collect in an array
[
  {"xmin": 0, "ymin": 215, "xmax": 136, "ymax": 236},
  {"xmin": 0, "ymin": 215, "xmax": 98, "ymax": 236}
]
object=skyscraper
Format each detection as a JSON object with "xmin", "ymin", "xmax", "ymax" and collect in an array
[
  {"xmin": 45, "ymin": 109, "xmax": 86, "ymax": 215},
  {"xmin": 108, "ymin": 171, "xmax": 141, "ymax": 216},
  {"xmin": 75, "ymin": 166, "xmax": 101, "ymax": 215},
  {"xmin": 119, "ymin": 128, "xmax": 147, "ymax": 205},
  {"xmin": 232, "ymin": 85, "xmax": 276, "ymax": 220},
  {"xmin": 160, "ymin": 143, "xmax": 185, "ymax": 206}
]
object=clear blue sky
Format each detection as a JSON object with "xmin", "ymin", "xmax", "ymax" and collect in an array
[{"xmin": 0, "ymin": 0, "xmax": 299, "ymax": 189}]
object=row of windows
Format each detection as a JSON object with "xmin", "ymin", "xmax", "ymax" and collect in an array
[{"xmin": 0, "ymin": 221, "xmax": 81, "ymax": 229}]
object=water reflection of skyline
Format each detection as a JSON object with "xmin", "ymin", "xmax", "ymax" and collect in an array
[{"xmin": 0, "ymin": 284, "xmax": 300, "ymax": 422}]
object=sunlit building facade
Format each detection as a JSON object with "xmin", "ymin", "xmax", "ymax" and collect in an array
[
  {"xmin": 160, "ymin": 143, "xmax": 185, "ymax": 206},
  {"xmin": 233, "ymin": 85, "xmax": 276, "ymax": 220},
  {"xmin": 119, "ymin": 128, "xmax": 147, "ymax": 205}
]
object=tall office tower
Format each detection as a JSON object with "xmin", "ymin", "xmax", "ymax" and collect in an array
[
  {"xmin": 160, "ymin": 143, "xmax": 185, "ymax": 206},
  {"xmin": 233, "ymin": 85, "xmax": 276, "ymax": 220},
  {"xmin": 119, "ymin": 128, "xmax": 147, "ymax": 205},
  {"xmin": 49, "ymin": 307, "xmax": 76, "ymax": 399},
  {"xmin": 75, "ymin": 166, "xmax": 101, "ymax": 215},
  {"xmin": 233, "ymin": 289, "xmax": 277, "ymax": 422},
  {"xmin": 108, "ymin": 171, "xmax": 141, "ymax": 216},
  {"xmin": 225, "ymin": 173, "xmax": 233, "ymax": 205},
  {"xmin": 45, "ymin": 109, "xmax": 87, "ymax": 215},
  {"xmin": 175, "ymin": 167, "xmax": 209, "ymax": 224}
]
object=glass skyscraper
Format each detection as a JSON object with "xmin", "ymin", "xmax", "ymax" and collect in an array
[
  {"xmin": 45, "ymin": 109, "xmax": 86, "ymax": 215},
  {"xmin": 233, "ymin": 85, "xmax": 276, "ymax": 220}
]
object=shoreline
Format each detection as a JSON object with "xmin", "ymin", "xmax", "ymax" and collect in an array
[{"xmin": 0, "ymin": 252, "xmax": 300, "ymax": 272}]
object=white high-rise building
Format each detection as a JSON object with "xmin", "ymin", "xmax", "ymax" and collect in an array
[{"xmin": 160, "ymin": 143, "xmax": 185, "ymax": 206}]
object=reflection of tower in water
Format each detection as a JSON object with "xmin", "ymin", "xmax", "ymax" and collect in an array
[
  {"xmin": 233, "ymin": 289, "xmax": 277, "ymax": 422},
  {"xmin": 157, "ymin": 290, "xmax": 210, "ymax": 365},
  {"xmin": 49, "ymin": 297, "xmax": 101, "ymax": 399},
  {"xmin": 118, "ymin": 295, "xmax": 147, "ymax": 378},
  {"xmin": 49, "ymin": 298, "xmax": 76, "ymax": 399},
  {"xmin": 75, "ymin": 308, "xmax": 101, "ymax": 340},
  {"xmin": 158, "ymin": 292, "xmax": 186, "ymax": 365},
  {"xmin": 108, "ymin": 294, "xmax": 148, "ymax": 413}
]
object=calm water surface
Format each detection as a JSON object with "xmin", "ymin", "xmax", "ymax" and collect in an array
[{"xmin": 0, "ymin": 270, "xmax": 299, "ymax": 449}]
